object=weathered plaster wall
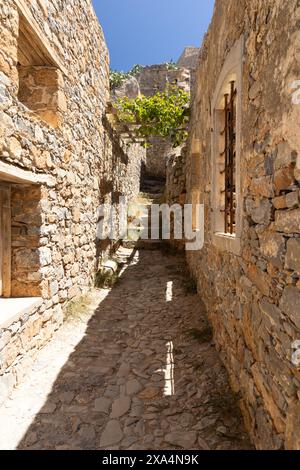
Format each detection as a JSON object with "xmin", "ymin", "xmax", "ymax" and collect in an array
[
  {"xmin": 185, "ymin": 0, "xmax": 300, "ymax": 450},
  {"xmin": 0, "ymin": 0, "xmax": 144, "ymax": 402}
]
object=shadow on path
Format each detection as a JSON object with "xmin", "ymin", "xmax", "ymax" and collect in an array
[{"xmin": 18, "ymin": 249, "xmax": 252, "ymax": 450}]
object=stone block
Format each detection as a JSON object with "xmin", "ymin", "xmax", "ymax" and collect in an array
[
  {"xmin": 251, "ymin": 363, "xmax": 285, "ymax": 434},
  {"xmin": 279, "ymin": 286, "xmax": 300, "ymax": 329},
  {"xmin": 49, "ymin": 280, "xmax": 59, "ymax": 297},
  {"xmin": 272, "ymin": 196, "xmax": 287, "ymax": 210},
  {"xmin": 9, "ymin": 137, "xmax": 22, "ymax": 159},
  {"xmin": 274, "ymin": 168, "xmax": 295, "ymax": 194},
  {"xmin": 0, "ymin": 83, "xmax": 12, "ymax": 109},
  {"xmin": 247, "ymin": 264, "xmax": 270, "ymax": 296},
  {"xmin": 275, "ymin": 209, "xmax": 300, "ymax": 234},
  {"xmin": 248, "ymin": 199, "xmax": 272, "ymax": 225},
  {"xmin": 39, "ymin": 247, "xmax": 52, "ymax": 267},
  {"xmin": 57, "ymin": 90, "xmax": 67, "ymax": 112},
  {"xmin": 286, "ymin": 190, "xmax": 299, "ymax": 209},
  {"xmin": 285, "ymin": 238, "xmax": 300, "ymax": 272},
  {"xmin": 38, "ymin": 110, "xmax": 61, "ymax": 128},
  {"xmin": 275, "ymin": 142, "xmax": 297, "ymax": 170},
  {"xmin": 100, "ymin": 420, "xmax": 123, "ymax": 447},
  {"xmin": 251, "ymin": 176, "xmax": 274, "ymax": 198},
  {"xmin": 259, "ymin": 231, "xmax": 285, "ymax": 268}
]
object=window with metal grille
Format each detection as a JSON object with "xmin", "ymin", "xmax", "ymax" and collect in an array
[
  {"xmin": 211, "ymin": 37, "xmax": 243, "ymax": 254},
  {"xmin": 222, "ymin": 81, "xmax": 237, "ymax": 234}
]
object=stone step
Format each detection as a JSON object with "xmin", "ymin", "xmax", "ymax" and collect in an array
[
  {"xmin": 141, "ymin": 178, "xmax": 166, "ymax": 196},
  {"xmin": 122, "ymin": 239, "xmax": 164, "ymax": 250}
]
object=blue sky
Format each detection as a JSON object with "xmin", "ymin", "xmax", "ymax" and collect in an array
[{"xmin": 92, "ymin": 0, "xmax": 215, "ymax": 71}]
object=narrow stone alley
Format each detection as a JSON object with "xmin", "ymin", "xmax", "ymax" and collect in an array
[{"xmin": 0, "ymin": 247, "xmax": 252, "ymax": 450}]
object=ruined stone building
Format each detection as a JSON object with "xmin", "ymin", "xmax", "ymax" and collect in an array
[
  {"xmin": 137, "ymin": 62, "xmax": 192, "ymax": 180},
  {"xmin": 183, "ymin": 0, "xmax": 300, "ymax": 450},
  {"xmin": 112, "ymin": 50, "xmax": 198, "ymax": 180},
  {"xmin": 0, "ymin": 0, "xmax": 145, "ymax": 402}
]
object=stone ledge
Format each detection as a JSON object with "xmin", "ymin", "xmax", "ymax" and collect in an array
[
  {"xmin": 212, "ymin": 232, "xmax": 241, "ymax": 256},
  {"xmin": 0, "ymin": 297, "xmax": 42, "ymax": 330},
  {"xmin": 0, "ymin": 161, "xmax": 55, "ymax": 187}
]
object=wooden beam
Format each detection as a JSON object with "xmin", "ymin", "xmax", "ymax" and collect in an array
[
  {"xmin": 18, "ymin": 26, "xmax": 48, "ymax": 66},
  {"xmin": 0, "ymin": 161, "xmax": 55, "ymax": 187},
  {"xmin": 0, "ymin": 184, "xmax": 11, "ymax": 298}
]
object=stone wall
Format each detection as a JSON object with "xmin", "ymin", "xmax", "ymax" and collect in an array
[
  {"xmin": 166, "ymin": 150, "xmax": 186, "ymax": 206},
  {"xmin": 165, "ymin": 149, "xmax": 186, "ymax": 251},
  {"xmin": 143, "ymin": 136, "xmax": 171, "ymax": 179},
  {"xmin": 0, "ymin": 0, "xmax": 144, "ymax": 402},
  {"xmin": 136, "ymin": 64, "xmax": 191, "ymax": 97},
  {"xmin": 185, "ymin": 0, "xmax": 300, "ymax": 450}
]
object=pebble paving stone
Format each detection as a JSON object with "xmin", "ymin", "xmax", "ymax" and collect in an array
[{"xmin": 0, "ymin": 248, "xmax": 253, "ymax": 450}]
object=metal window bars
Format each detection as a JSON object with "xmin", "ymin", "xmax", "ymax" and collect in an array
[{"xmin": 221, "ymin": 81, "xmax": 237, "ymax": 235}]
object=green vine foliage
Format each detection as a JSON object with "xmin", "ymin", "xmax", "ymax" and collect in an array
[{"xmin": 115, "ymin": 85, "xmax": 190, "ymax": 148}]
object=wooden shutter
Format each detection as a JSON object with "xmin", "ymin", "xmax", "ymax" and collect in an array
[{"xmin": 0, "ymin": 183, "xmax": 11, "ymax": 298}]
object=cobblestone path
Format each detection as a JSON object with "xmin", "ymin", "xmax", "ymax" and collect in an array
[{"xmin": 0, "ymin": 248, "xmax": 252, "ymax": 450}]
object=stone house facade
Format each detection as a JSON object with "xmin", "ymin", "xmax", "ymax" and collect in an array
[
  {"xmin": 184, "ymin": 0, "xmax": 300, "ymax": 450},
  {"xmin": 0, "ymin": 0, "xmax": 144, "ymax": 403}
]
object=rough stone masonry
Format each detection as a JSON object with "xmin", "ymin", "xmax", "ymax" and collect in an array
[
  {"xmin": 1, "ymin": 0, "xmax": 300, "ymax": 452},
  {"xmin": 183, "ymin": 0, "xmax": 300, "ymax": 450},
  {"xmin": 0, "ymin": 0, "xmax": 145, "ymax": 402}
]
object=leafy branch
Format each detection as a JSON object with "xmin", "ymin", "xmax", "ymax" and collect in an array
[{"xmin": 114, "ymin": 85, "xmax": 190, "ymax": 148}]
